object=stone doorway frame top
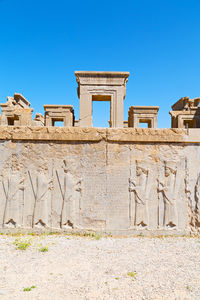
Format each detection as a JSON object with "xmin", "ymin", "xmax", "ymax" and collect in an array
[{"xmin": 75, "ymin": 71, "xmax": 129, "ymax": 128}]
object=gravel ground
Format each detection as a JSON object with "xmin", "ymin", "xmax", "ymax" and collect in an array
[{"xmin": 0, "ymin": 234, "xmax": 199, "ymax": 300}]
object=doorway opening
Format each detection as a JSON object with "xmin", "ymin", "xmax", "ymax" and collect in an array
[
  {"xmin": 7, "ymin": 116, "xmax": 19, "ymax": 126},
  {"xmin": 92, "ymin": 95, "xmax": 111, "ymax": 128},
  {"xmin": 52, "ymin": 119, "xmax": 64, "ymax": 127},
  {"xmin": 139, "ymin": 119, "xmax": 151, "ymax": 128},
  {"xmin": 183, "ymin": 119, "xmax": 195, "ymax": 128}
]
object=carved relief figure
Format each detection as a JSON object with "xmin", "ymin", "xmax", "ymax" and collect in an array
[
  {"xmin": 157, "ymin": 161, "xmax": 178, "ymax": 228},
  {"xmin": 2, "ymin": 171, "xmax": 25, "ymax": 228},
  {"xmin": 194, "ymin": 173, "xmax": 200, "ymax": 227},
  {"xmin": 56, "ymin": 160, "xmax": 81, "ymax": 229},
  {"xmin": 185, "ymin": 158, "xmax": 194, "ymax": 228},
  {"xmin": 28, "ymin": 166, "xmax": 52, "ymax": 228},
  {"xmin": 129, "ymin": 161, "xmax": 149, "ymax": 228}
]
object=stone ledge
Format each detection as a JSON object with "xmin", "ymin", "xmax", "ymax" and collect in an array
[
  {"xmin": 106, "ymin": 128, "xmax": 188, "ymax": 142},
  {"xmin": 0, "ymin": 126, "xmax": 199, "ymax": 143}
]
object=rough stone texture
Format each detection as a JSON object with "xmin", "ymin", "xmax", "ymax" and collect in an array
[
  {"xmin": 0, "ymin": 94, "xmax": 33, "ymax": 126},
  {"xmin": 0, "ymin": 127, "xmax": 200, "ymax": 234},
  {"xmin": 170, "ymin": 96, "xmax": 200, "ymax": 128}
]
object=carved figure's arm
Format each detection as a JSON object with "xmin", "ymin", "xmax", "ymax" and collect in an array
[
  {"xmin": 129, "ymin": 179, "xmax": 136, "ymax": 192},
  {"xmin": 135, "ymin": 193, "xmax": 145, "ymax": 205},
  {"xmin": 162, "ymin": 192, "xmax": 173, "ymax": 205},
  {"xmin": 157, "ymin": 179, "xmax": 164, "ymax": 192}
]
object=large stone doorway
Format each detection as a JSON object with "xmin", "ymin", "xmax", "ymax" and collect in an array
[{"xmin": 75, "ymin": 71, "xmax": 129, "ymax": 128}]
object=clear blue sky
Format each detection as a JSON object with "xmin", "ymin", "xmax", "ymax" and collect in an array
[{"xmin": 0, "ymin": 0, "xmax": 200, "ymax": 128}]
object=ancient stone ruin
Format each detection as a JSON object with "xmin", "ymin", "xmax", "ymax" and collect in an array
[{"xmin": 0, "ymin": 71, "xmax": 200, "ymax": 235}]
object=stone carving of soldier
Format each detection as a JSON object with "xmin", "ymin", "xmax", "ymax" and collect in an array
[
  {"xmin": 194, "ymin": 173, "xmax": 200, "ymax": 226},
  {"xmin": 29, "ymin": 166, "xmax": 53, "ymax": 228},
  {"xmin": 129, "ymin": 161, "xmax": 149, "ymax": 228},
  {"xmin": 157, "ymin": 161, "xmax": 178, "ymax": 228},
  {"xmin": 3, "ymin": 171, "xmax": 25, "ymax": 228},
  {"xmin": 56, "ymin": 159, "xmax": 81, "ymax": 229}
]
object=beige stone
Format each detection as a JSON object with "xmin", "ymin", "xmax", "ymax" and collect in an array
[
  {"xmin": 0, "ymin": 126, "xmax": 198, "ymax": 234},
  {"xmin": 75, "ymin": 71, "xmax": 129, "ymax": 128},
  {"xmin": 170, "ymin": 96, "xmax": 200, "ymax": 128},
  {"xmin": 128, "ymin": 106, "xmax": 159, "ymax": 128},
  {"xmin": 0, "ymin": 93, "xmax": 33, "ymax": 126},
  {"xmin": 32, "ymin": 113, "xmax": 44, "ymax": 126},
  {"xmin": 44, "ymin": 105, "xmax": 74, "ymax": 127},
  {"xmin": 0, "ymin": 72, "xmax": 200, "ymax": 235}
]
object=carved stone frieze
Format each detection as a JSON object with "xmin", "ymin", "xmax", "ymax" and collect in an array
[{"xmin": 0, "ymin": 137, "xmax": 198, "ymax": 234}]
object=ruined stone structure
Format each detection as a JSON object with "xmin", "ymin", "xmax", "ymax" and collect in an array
[
  {"xmin": 0, "ymin": 71, "xmax": 200, "ymax": 235},
  {"xmin": 128, "ymin": 106, "xmax": 159, "ymax": 128},
  {"xmin": 170, "ymin": 96, "xmax": 200, "ymax": 128}
]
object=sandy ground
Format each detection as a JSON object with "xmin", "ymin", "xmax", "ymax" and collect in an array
[{"xmin": 0, "ymin": 234, "xmax": 199, "ymax": 300}]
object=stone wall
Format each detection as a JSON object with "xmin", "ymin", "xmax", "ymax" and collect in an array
[{"xmin": 0, "ymin": 126, "xmax": 200, "ymax": 235}]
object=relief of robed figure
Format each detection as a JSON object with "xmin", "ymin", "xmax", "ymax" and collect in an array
[
  {"xmin": 157, "ymin": 161, "xmax": 178, "ymax": 228},
  {"xmin": 129, "ymin": 161, "xmax": 150, "ymax": 228},
  {"xmin": 2, "ymin": 171, "xmax": 25, "ymax": 228},
  {"xmin": 28, "ymin": 166, "xmax": 53, "ymax": 228},
  {"xmin": 194, "ymin": 173, "xmax": 200, "ymax": 227},
  {"xmin": 56, "ymin": 159, "xmax": 81, "ymax": 229}
]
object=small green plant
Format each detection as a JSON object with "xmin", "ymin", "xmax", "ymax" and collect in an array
[
  {"xmin": 95, "ymin": 233, "xmax": 102, "ymax": 240},
  {"xmin": 86, "ymin": 232, "xmax": 102, "ymax": 240},
  {"xmin": 186, "ymin": 285, "xmax": 192, "ymax": 291},
  {"xmin": 14, "ymin": 238, "xmax": 31, "ymax": 250},
  {"xmin": 127, "ymin": 272, "xmax": 136, "ymax": 278},
  {"xmin": 39, "ymin": 246, "xmax": 48, "ymax": 252},
  {"xmin": 23, "ymin": 288, "xmax": 31, "ymax": 292},
  {"xmin": 115, "ymin": 277, "xmax": 119, "ymax": 280},
  {"xmin": 66, "ymin": 231, "xmax": 102, "ymax": 240},
  {"xmin": 23, "ymin": 285, "xmax": 36, "ymax": 292}
]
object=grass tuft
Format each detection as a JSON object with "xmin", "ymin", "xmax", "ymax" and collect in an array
[
  {"xmin": 39, "ymin": 246, "xmax": 48, "ymax": 252},
  {"xmin": 127, "ymin": 271, "xmax": 136, "ymax": 278},
  {"xmin": 66, "ymin": 231, "xmax": 102, "ymax": 240},
  {"xmin": 23, "ymin": 285, "xmax": 36, "ymax": 292},
  {"xmin": 14, "ymin": 238, "xmax": 31, "ymax": 250}
]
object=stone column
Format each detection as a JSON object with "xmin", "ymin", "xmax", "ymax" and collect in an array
[
  {"xmin": 111, "ymin": 87, "xmax": 124, "ymax": 128},
  {"xmin": 79, "ymin": 87, "xmax": 92, "ymax": 127}
]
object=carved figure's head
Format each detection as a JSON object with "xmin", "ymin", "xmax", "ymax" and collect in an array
[
  {"xmin": 136, "ymin": 160, "xmax": 148, "ymax": 176},
  {"xmin": 164, "ymin": 161, "xmax": 177, "ymax": 177},
  {"xmin": 62, "ymin": 158, "xmax": 78, "ymax": 174},
  {"xmin": 62, "ymin": 159, "xmax": 69, "ymax": 173}
]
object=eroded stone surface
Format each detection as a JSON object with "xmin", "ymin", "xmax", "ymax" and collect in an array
[
  {"xmin": 170, "ymin": 96, "xmax": 200, "ymax": 128},
  {"xmin": 0, "ymin": 127, "xmax": 199, "ymax": 234}
]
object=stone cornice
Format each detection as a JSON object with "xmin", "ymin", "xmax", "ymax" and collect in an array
[{"xmin": 0, "ymin": 126, "xmax": 200, "ymax": 143}]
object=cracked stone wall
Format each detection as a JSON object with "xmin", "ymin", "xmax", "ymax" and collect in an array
[{"xmin": 0, "ymin": 127, "xmax": 200, "ymax": 235}]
